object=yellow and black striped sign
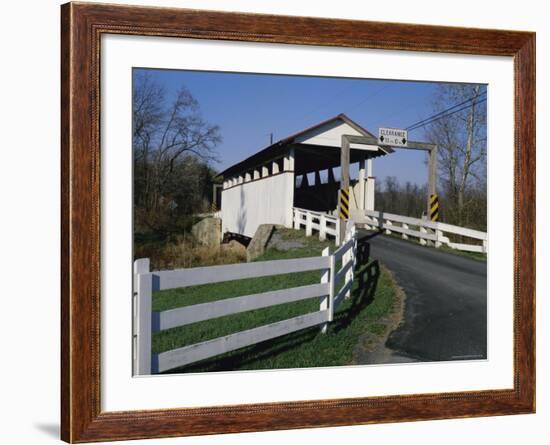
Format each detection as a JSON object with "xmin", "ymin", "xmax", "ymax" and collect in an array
[
  {"xmin": 339, "ymin": 188, "xmax": 350, "ymax": 220},
  {"xmin": 429, "ymin": 194, "xmax": 439, "ymax": 221}
]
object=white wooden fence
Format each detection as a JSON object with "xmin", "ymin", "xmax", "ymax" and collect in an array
[
  {"xmin": 363, "ymin": 210, "xmax": 487, "ymax": 253},
  {"xmin": 133, "ymin": 225, "xmax": 357, "ymax": 375},
  {"xmin": 292, "ymin": 207, "xmax": 341, "ymax": 245}
]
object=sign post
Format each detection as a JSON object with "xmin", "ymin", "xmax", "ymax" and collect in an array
[
  {"xmin": 378, "ymin": 128, "xmax": 437, "ymax": 218},
  {"xmin": 338, "ymin": 135, "xmax": 350, "ymax": 245}
]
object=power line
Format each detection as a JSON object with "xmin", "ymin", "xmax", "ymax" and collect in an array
[
  {"xmin": 408, "ymin": 97, "xmax": 487, "ymax": 132},
  {"xmin": 406, "ymin": 91, "xmax": 486, "ymax": 130},
  {"xmin": 368, "ymin": 83, "xmax": 437, "ymax": 127},
  {"xmin": 344, "ymin": 84, "xmax": 390, "ymax": 113},
  {"xmin": 405, "ymin": 91, "xmax": 487, "ymax": 132}
]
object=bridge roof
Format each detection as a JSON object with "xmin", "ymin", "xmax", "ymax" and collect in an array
[{"xmin": 218, "ymin": 114, "xmax": 392, "ymax": 178}]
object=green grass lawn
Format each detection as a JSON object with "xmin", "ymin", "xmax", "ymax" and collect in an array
[{"xmin": 152, "ymin": 228, "xmax": 397, "ymax": 373}]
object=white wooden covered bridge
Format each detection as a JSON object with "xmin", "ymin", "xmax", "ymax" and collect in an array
[{"xmin": 218, "ymin": 114, "xmax": 391, "ymax": 241}]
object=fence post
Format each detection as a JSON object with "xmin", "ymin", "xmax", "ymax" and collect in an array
[
  {"xmin": 367, "ymin": 215, "xmax": 375, "ymax": 231},
  {"xmin": 293, "ymin": 209, "xmax": 300, "ymax": 230},
  {"xmin": 136, "ymin": 267, "xmax": 153, "ymax": 375},
  {"xmin": 133, "ymin": 259, "xmax": 150, "ymax": 375},
  {"xmin": 367, "ymin": 216, "xmax": 375, "ymax": 231},
  {"xmin": 352, "ymin": 224, "xmax": 357, "ymax": 268},
  {"xmin": 335, "ymin": 218, "xmax": 341, "ymax": 246},
  {"xmin": 320, "ymin": 247, "xmax": 332, "ymax": 333},
  {"xmin": 435, "ymin": 228, "xmax": 443, "ymax": 248},
  {"xmin": 385, "ymin": 219, "xmax": 393, "ymax": 235},
  {"xmin": 402, "ymin": 223, "xmax": 409, "ymax": 240},
  {"xmin": 319, "ymin": 214, "xmax": 327, "ymax": 241},
  {"xmin": 345, "ymin": 225, "xmax": 353, "ymax": 300},
  {"xmin": 306, "ymin": 211, "xmax": 313, "ymax": 237},
  {"xmin": 419, "ymin": 225, "xmax": 428, "ymax": 246}
]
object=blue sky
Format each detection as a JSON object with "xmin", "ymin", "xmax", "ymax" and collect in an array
[{"xmin": 135, "ymin": 68, "xmax": 469, "ymax": 186}]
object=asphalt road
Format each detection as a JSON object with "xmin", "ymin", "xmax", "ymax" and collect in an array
[{"xmin": 360, "ymin": 231, "xmax": 487, "ymax": 363}]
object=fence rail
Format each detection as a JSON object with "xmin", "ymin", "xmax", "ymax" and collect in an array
[
  {"xmin": 155, "ymin": 310, "xmax": 330, "ymax": 373},
  {"xmin": 363, "ymin": 210, "xmax": 487, "ymax": 253},
  {"xmin": 152, "ymin": 255, "xmax": 330, "ymax": 290},
  {"xmin": 152, "ymin": 283, "xmax": 330, "ymax": 332},
  {"xmin": 293, "ymin": 207, "xmax": 340, "ymax": 245},
  {"xmin": 134, "ymin": 225, "xmax": 356, "ymax": 375}
]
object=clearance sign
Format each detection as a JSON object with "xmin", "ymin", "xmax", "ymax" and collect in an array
[{"xmin": 378, "ymin": 127, "xmax": 408, "ymax": 147}]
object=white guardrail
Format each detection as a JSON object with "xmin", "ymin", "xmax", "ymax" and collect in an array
[
  {"xmin": 133, "ymin": 225, "xmax": 357, "ymax": 375},
  {"xmin": 293, "ymin": 207, "xmax": 340, "ymax": 245},
  {"xmin": 363, "ymin": 209, "xmax": 487, "ymax": 254}
]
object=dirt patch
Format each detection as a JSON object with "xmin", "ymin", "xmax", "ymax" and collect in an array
[{"xmin": 351, "ymin": 267, "xmax": 413, "ymax": 365}]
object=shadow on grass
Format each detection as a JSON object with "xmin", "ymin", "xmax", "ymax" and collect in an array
[
  {"xmin": 331, "ymin": 259, "xmax": 380, "ymax": 334},
  {"xmin": 162, "ymin": 236, "xmax": 380, "ymax": 374}
]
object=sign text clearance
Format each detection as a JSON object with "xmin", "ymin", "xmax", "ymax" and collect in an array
[{"xmin": 378, "ymin": 128, "xmax": 408, "ymax": 147}]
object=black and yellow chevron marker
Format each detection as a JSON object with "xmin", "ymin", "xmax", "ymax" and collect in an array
[
  {"xmin": 339, "ymin": 188, "xmax": 350, "ymax": 220},
  {"xmin": 429, "ymin": 194, "xmax": 439, "ymax": 221}
]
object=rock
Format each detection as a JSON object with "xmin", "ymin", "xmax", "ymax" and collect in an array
[
  {"xmin": 246, "ymin": 224, "xmax": 276, "ymax": 261},
  {"xmin": 191, "ymin": 217, "xmax": 221, "ymax": 247},
  {"xmin": 220, "ymin": 240, "xmax": 247, "ymax": 257}
]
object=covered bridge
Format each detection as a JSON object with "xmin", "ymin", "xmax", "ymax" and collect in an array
[{"xmin": 218, "ymin": 114, "xmax": 392, "ymax": 240}]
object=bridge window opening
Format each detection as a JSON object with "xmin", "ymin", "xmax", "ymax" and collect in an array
[{"xmin": 272, "ymin": 157, "xmax": 283, "ymax": 174}]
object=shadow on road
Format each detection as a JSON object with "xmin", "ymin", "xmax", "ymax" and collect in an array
[{"xmin": 358, "ymin": 229, "xmax": 383, "ymax": 242}]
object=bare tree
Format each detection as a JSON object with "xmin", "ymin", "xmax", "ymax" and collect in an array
[
  {"xmin": 133, "ymin": 72, "xmax": 222, "ymax": 234},
  {"xmin": 376, "ymin": 177, "xmax": 426, "ymax": 218},
  {"xmin": 426, "ymin": 84, "xmax": 487, "ymax": 227}
]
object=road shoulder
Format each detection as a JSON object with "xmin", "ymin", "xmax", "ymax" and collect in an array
[{"xmin": 351, "ymin": 266, "xmax": 415, "ymax": 365}]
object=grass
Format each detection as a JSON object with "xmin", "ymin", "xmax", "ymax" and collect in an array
[
  {"xmin": 135, "ymin": 228, "xmax": 247, "ymax": 271},
  {"xmin": 151, "ymin": 228, "xmax": 398, "ymax": 373}
]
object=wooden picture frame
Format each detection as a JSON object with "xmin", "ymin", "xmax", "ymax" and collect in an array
[{"xmin": 61, "ymin": 2, "xmax": 535, "ymax": 442}]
